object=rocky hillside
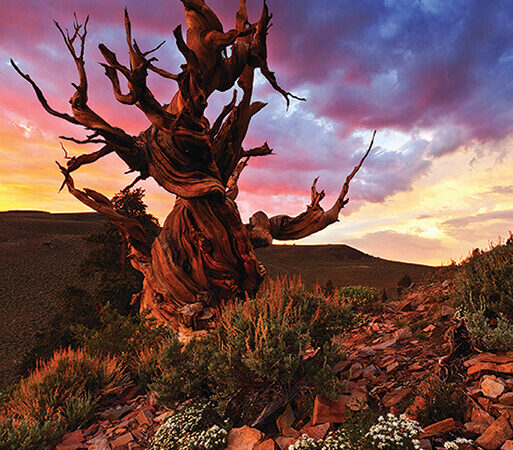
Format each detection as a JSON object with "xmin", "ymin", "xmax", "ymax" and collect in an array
[{"xmin": 51, "ymin": 279, "xmax": 513, "ymax": 450}]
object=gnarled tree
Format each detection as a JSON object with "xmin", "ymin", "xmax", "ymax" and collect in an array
[{"xmin": 12, "ymin": 0, "xmax": 375, "ymax": 330}]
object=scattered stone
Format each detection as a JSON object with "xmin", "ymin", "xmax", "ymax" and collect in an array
[
  {"xmin": 482, "ymin": 377, "xmax": 506, "ymax": 399},
  {"xmin": 135, "ymin": 409, "xmax": 154, "ymax": 427},
  {"xmin": 362, "ymin": 364, "xmax": 377, "ymax": 378},
  {"xmin": 464, "ymin": 421, "xmax": 489, "ymax": 435},
  {"xmin": 300, "ymin": 423, "xmax": 331, "ymax": 441},
  {"xmin": 312, "ymin": 394, "xmax": 351, "ymax": 424},
  {"xmin": 502, "ymin": 441, "xmax": 513, "ymax": 450},
  {"xmin": 394, "ymin": 326, "xmax": 412, "ymax": 340},
  {"xmin": 420, "ymin": 418, "xmax": 456, "ymax": 438},
  {"xmin": 476, "ymin": 415, "xmax": 513, "ymax": 450},
  {"xmin": 110, "ymin": 432, "xmax": 134, "ymax": 450},
  {"xmin": 102, "ymin": 404, "xmax": 132, "ymax": 421},
  {"xmin": 276, "ymin": 404, "xmax": 299, "ymax": 438},
  {"xmin": 255, "ymin": 439, "xmax": 279, "ymax": 450},
  {"xmin": 61, "ymin": 430, "xmax": 84, "ymax": 445},
  {"xmin": 440, "ymin": 305, "xmax": 455, "ymax": 317},
  {"xmin": 275, "ymin": 436, "xmax": 297, "ymax": 450},
  {"xmin": 500, "ymin": 393, "xmax": 513, "ymax": 405},
  {"xmin": 423, "ymin": 324, "xmax": 436, "ymax": 333},
  {"xmin": 226, "ymin": 426, "xmax": 264, "ymax": 450},
  {"xmin": 349, "ymin": 362, "xmax": 363, "ymax": 379},
  {"xmin": 382, "ymin": 388, "xmax": 410, "ymax": 408}
]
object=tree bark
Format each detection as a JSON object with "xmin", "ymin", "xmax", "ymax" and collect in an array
[{"xmin": 13, "ymin": 0, "xmax": 375, "ymax": 329}]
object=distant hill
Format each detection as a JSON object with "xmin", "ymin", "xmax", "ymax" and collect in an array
[
  {"xmin": 0, "ymin": 210, "xmax": 435, "ymax": 386},
  {"xmin": 256, "ymin": 244, "xmax": 434, "ymax": 292}
]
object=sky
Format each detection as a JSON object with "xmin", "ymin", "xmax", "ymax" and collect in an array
[{"xmin": 1, "ymin": 0, "xmax": 513, "ymax": 266}]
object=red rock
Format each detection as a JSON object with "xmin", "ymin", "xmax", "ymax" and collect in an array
[
  {"xmin": 382, "ymin": 388, "xmax": 410, "ymax": 408},
  {"xmin": 423, "ymin": 324, "xmax": 436, "ymax": 333},
  {"xmin": 500, "ymin": 393, "xmax": 513, "ymax": 405},
  {"xmin": 464, "ymin": 421, "xmax": 489, "ymax": 435},
  {"xmin": 312, "ymin": 394, "xmax": 350, "ymax": 424},
  {"xmin": 128, "ymin": 444, "xmax": 144, "ymax": 450},
  {"xmin": 472, "ymin": 406, "xmax": 495, "ymax": 426},
  {"xmin": 300, "ymin": 423, "xmax": 331, "ymax": 441},
  {"xmin": 394, "ymin": 326, "xmax": 412, "ymax": 340},
  {"xmin": 362, "ymin": 364, "xmax": 377, "ymax": 378},
  {"xmin": 226, "ymin": 426, "xmax": 264, "ymax": 450},
  {"xmin": 420, "ymin": 418, "xmax": 456, "ymax": 438},
  {"xmin": 276, "ymin": 404, "xmax": 299, "ymax": 438},
  {"xmin": 502, "ymin": 441, "xmax": 513, "ymax": 450},
  {"xmin": 61, "ymin": 430, "xmax": 84, "ymax": 445},
  {"xmin": 135, "ymin": 409, "xmax": 154, "ymax": 427},
  {"xmin": 254, "ymin": 439, "xmax": 278, "ymax": 450},
  {"xmin": 275, "ymin": 437, "xmax": 297, "ymax": 450},
  {"xmin": 386, "ymin": 361, "xmax": 400, "ymax": 373},
  {"xmin": 476, "ymin": 415, "xmax": 513, "ymax": 450},
  {"xmin": 468, "ymin": 362, "xmax": 513, "ymax": 378},
  {"xmin": 347, "ymin": 389, "xmax": 367, "ymax": 411},
  {"xmin": 56, "ymin": 445, "xmax": 83, "ymax": 450},
  {"xmin": 409, "ymin": 362, "xmax": 423, "ymax": 371},
  {"xmin": 478, "ymin": 396, "xmax": 494, "ymax": 411},
  {"xmin": 482, "ymin": 377, "xmax": 506, "ymax": 399},
  {"xmin": 405, "ymin": 396, "xmax": 427, "ymax": 419},
  {"xmin": 111, "ymin": 432, "xmax": 134, "ymax": 450},
  {"xmin": 349, "ymin": 362, "xmax": 363, "ymax": 379}
]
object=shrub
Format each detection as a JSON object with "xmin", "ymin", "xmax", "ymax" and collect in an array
[
  {"xmin": 415, "ymin": 375, "xmax": 465, "ymax": 426},
  {"xmin": 337, "ymin": 286, "xmax": 379, "ymax": 312},
  {"xmin": 1, "ymin": 348, "xmax": 127, "ymax": 449},
  {"xmin": 465, "ymin": 309, "xmax": 513, "ymax": 352},
  {"xmin": 455, "ymin": 237, "xmax": 513, "ymax": 350},
  {"xmin": 150, "ymin": 401, "xmax": 228, "ymax": 450},
  {"xmin": 456, "ymin": 238, "xmax": 513, "ymax": 319},
  {"xmin": 150, "ymin": 278, "xmax": 355, "ymax": 424},
  {"xmin": 0, "ymin": 418, "xmax": 64, "ymax": 450}
]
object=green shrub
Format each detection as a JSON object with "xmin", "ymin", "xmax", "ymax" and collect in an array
[
  {"xmin": 150, "ymin": 401, "xmax": 228, "ymax": 450},
  {"xmin": 0, "ymin": 418, "xmax": 64, "ymax": 450},
  {"xmin": 1, "ymin": 348, "xmax": 127, "ymax": 449},
  {"xmin": 456, "ymin": 238, "xmax": 513, "ymax": 319},
  {"xmin": 415, "ymin": 375, "xmax": 465, "ymax": 426},
  {"xmin": 455, "ymin": 237, "xmax": 513, "ymax": 350},
  {"xmin": 150, "ymin": 278, "xmax": 355, "ymax": 424},
  {"xmin": 337, "ymin": 286, "xmax": 379, "ymax": 312},
  {"xmin": 465, "ymin": 309, "xmax": 513, "ymax": 351}
]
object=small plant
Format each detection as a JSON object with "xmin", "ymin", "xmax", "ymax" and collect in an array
[
  {"xmin": 1, "ymin": 347, "xmax": 127, "ymax": 449},
  {"xmin": 289, "ymin": 430, "xmax": 353, "ymax": 449},
  {"xmin": 338, "ymin": 286, "xmax": 379, "ymax": 312},
  {"xmin": 443, "ymin": 437, "xmax": 474, "ymax": 449},
  {"xmin": 150, "ymin": 401, "xmax": 228, "ymax": 450},
  {"xmin": 151, "ymin": 278, "xmax": 355, "ymax": 424},
  {"xmin": 415, "ymin": 375, "xmax": 465, "ymax": 426},
  {"xmin": 365, "ymin": 413, "xmax": 423, "ymax": 449},
  {"xmin": 290, "ymin": 413, "xmax": 422, "ymax": 449},
  {"xmin": 464, "ymin": 308, "xmax": 513, "ymax": 351},
  {"xmin": 0, "ymin": 418, "xmax": 64, "ymax": 450},
  {"xmin": 454, "ymin": 238, "xmax": 513, "ymax": 350}
]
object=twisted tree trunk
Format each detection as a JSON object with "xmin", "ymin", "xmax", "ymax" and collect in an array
[{"xmin": 13, "ymin": 0, "xmax": 375, "ymax": 330}]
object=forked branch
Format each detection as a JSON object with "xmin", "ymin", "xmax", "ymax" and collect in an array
[{"xmin": 246, "ymin": 131, "xmax": 377, "ymax": 246}]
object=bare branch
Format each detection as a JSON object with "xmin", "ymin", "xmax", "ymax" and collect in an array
[
  {"xmin": 210, "ymin": 90, "xmax": 238, "ymax": 138},
  {"xmin": 242, "ymin": 142, "xmax": 273, "ymax": 157},
  {"xmin": 247, "ymin": 132, "xmax": 376, "ymax": 245},
  {"xmin": 226, "ymin": 156, "xmax": 249, "ymax": 200},
  {"xmin": 10, "ymin": 59, "xmax": 79, "ymax": 125}
]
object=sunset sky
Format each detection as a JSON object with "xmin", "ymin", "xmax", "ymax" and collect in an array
[{"xmin": 1, "ymin": 0, "xmax": 513, "ymax": 265}]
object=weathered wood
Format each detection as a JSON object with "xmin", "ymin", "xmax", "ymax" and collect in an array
[{"xmin": 13, "ymin": 0, "xmax": 374, "ymax": 328}]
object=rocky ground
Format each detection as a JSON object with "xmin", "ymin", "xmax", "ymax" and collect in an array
[{"xmin": 51, "ymin": 280, "xmax": 513, "ymax": 450}]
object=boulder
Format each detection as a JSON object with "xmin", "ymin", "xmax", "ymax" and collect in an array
[
  {"xmin": 476, "ymin": 415, "xmax": 513, "ymax": 450},
  {"xmin": 312, "ymin": 394, "xmax": 350, "ymax": 424},
  {"xmin": 226, "ymin": 426, "xmax": 264, "ymax": 450},
  {"xmin": 482, "ymin": 377, "xmax": 506, "ymax": 399}
]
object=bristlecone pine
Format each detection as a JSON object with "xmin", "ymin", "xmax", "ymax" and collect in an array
[{"xmin": 12, "ymin": 0, "xmax": 375, "ymax": 329}]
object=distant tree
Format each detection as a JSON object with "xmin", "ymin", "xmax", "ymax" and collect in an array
[
  {"xmin": 22, "ymin": 188, "xmax": 160, "ymax": 372},
  {"xmin": 81, "ymin": 188, "xmax": 160, "ymax": 314}
]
